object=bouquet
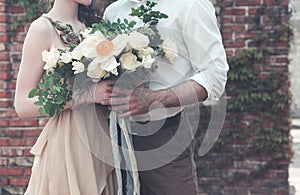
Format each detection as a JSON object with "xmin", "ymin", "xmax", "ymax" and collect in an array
[{"xmin": 29, "ymin": 1, "xmax": 178, "ymax": 117}]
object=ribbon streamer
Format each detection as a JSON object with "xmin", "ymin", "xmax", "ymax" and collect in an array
[{"xmin": 109, "ymin": 111, "xmax": 140, "ymax": 195}]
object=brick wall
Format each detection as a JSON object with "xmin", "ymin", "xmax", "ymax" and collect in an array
[
  {"xmin": 0, "ymin": 0, "xmax": 292, "ymax": 194},
  {"xmin": 0, "ymin": 1, "xmax": 45, "ymax": 194},
  {"xmin": 196, "ymin": 0, "xmax": 291, "ymax": 194}
]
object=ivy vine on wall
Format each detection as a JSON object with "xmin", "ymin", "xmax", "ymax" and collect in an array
[{"xmin": 8, "ymin": 0, "xmax": 51, "ymax": 30}]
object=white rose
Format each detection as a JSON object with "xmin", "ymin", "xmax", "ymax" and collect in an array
[
  {"xmin": 71, "ymin": 49, "xmax": 84, "ymax": 61},
  {"xmin": 141, "ymin": 55, "xmax": 155, "ymax": 69},
  {"xmin": 42, "ymin": 46, "xmax": 60, "ymax": 71},
  {"xmin": 162, "ymin": 37, "xmax": 178, "ymax": 63},
  {"xmin": 127, "ymin": 31, "xmax": 150, "ymax": 50},
  {"xmin": 120, "ymin": 52, "xmax": 141, "ymax": 71},
  {"xmin": 60, "ymin": 52, "xmax": 73, "ymax": 63},
  {"xmin": 72, "ymin": 61, "xmax": 85, "ymax": 74},
  {"xmin": 87, "ymin": 63, "xmax": 107, "ymax": 82},
  {"xmin": 137, "ymin": 47, "xmax": 154, "ymax": 58},
  {"xmin": 100, "ymin": 56, "xmax": 120, "ymax": 76}
]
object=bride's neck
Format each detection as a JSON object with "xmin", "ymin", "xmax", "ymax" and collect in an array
[{"xmin": 47, "ymin": 0, "xmax": 79, "ymax": 25}]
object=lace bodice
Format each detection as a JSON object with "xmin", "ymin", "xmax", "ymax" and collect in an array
[{"xmin": 43, "ymin": 15, "xmax": 83, "ymax": 47}]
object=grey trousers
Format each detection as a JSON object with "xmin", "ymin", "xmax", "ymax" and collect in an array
[{"xmin": 131, "ymin": 113, "xmax": 199, "ymax": 195}]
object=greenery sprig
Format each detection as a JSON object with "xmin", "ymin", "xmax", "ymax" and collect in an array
[{"xmin": 29, "ymin": 62, "xmax": 74, "ymax": 117}]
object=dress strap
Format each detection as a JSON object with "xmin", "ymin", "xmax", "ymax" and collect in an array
[{"xmin": 42, "ymin": 15, "xmax": 82, "ymax": 47}]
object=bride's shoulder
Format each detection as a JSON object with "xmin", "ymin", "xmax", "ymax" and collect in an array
[{"xmin": 27, "ymin": 16, "xmax": 53, "ymax": 37}]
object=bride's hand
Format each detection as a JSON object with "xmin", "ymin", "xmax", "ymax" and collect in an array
[{"xmin": 94, "ymin": 80, "xmax": 115, "ymax": 104}]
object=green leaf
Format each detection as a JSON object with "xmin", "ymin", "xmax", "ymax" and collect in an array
[
  {"xmin": 34, "ymin": 101, "xmax": 43, "ymax": 106},
  {"xmin": 38, "ymin": 82, "xmax": 45, "ymax": 89},
  {"xmin": 45, "ymin": 78, "xmax": 53, "ymax": 89},
  {"xmin": 28, "ymin": 88, "xmax": 38, "ymax": 98},
  {"xmin": 38, "ymin": 107, "xmax": 46, "ymax": 115}
]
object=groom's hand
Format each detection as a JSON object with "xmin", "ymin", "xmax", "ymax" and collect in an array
[{"xmin": 101, "ymin": 85, "xmax": 156, "ymax": 118}]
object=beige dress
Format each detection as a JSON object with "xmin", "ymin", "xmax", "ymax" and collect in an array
[
  {"xmin": 25, "ymin": 105, "xmax": 118, "ymax": 195},
  {"xmin": 24, "ymin": 16, "xmax": 117, "ymax": 195}
]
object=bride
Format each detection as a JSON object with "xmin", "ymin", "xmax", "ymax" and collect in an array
[{"xmin": 14, "ymin": 0, "xmax": 117, "ymax": 194}]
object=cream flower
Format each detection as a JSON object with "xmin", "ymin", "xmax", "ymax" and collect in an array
[
  {"xmin": 60, "ymin": 52, "xmax": 73, "ymax": 64},
  {"xmin": 87, "ymin": 64, "xmax": 108, "ymax": 82},
  {"xmin": 127, "ymin": 31, "xmax": 150, "ymax": 50},
  {"xmin": 137, "ymin": 47, "xmax": 154, "ymax": 58},
  {"xmin": 137, "ymin": 47, "xmax": 156, "ymax": 68},
  {"xmin": 162, "ymin": 37, "xmax": 178, "ymax": 63},
  {"xmin": 84, "ymin": 33, "xmax": 128, "ymax": 78},
  {"xmin": 42, "ymin": 46, "xmax": 60, "ymax": 71},
  {"xmin": 72, "ymin": 61, "xmax": 85, "ymax": 74},
  {"xmin": 120, "ymin": 52, "xmax": 141, "ymax": 71},
  {"xmin": 141, "ymin": 54, "xmax": 156, "ymax": 69},
  {"xmin": 72, "ymin": 31, "xmax": 106, "ymax": 60}
]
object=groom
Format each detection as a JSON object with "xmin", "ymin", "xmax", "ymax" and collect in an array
[{"xmin": 102, "ymin": 0, "xmax": 229, "ymax": 194}]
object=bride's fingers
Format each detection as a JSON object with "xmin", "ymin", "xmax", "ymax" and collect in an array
[
  {"xmin": 111, "ymin": 87, "xmax": 131, "ymax": 96},
  {"xmin": 101, "ymin": 96, "xmax": 129, "ymax": 106},
  {"xmin": 109, "ymin": 104, "xmax": 129, "ymax": 112}
]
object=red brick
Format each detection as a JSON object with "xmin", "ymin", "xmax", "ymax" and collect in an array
[
  {"xmin": 23, "ymin": 129, "xmax": 42, "ymax": 137},
  {"xmin": 9, "ymin": 119, "xmax": 38, "ymax": 127},
  {"xmin": 0, "ymin": 168, "xmax": 23, "ymax": 176},
  {"xmin": 9, "ymin": 178, "xmax": 29, "ymax": 186},
  {"xmin": 23, "ymin": 149, "xmax": 33, "ymax": 157},
  {"xmin": 276, "ymin": 42, "xmax": 289, "ymax": 47},
  {"xmin": 223, "ymin": 8, "xmax": 246, "ymax": 16},
  {"xmin": 0, "ymin": 109, "xmax": 17, "ymax": 118},
  {"xmin": 276, "ymin": 57, "xmax": 288, "ymax": 63},
  {"xmin": 224, "ymin": 41, "xmax": 246, "ymax": 48},
  {"xmin": 5, "ymin": 130, "xmax": 23, "ymax": 137},
  {"xmin": 0, "ymin": 139, "xmax": 8, "ymax": 146},
  {"xmin": 0, "ymin": 24, "xmax": 7, "ymax": 32},
  {"xmin": 12, "ymin": 34, "xmax": 26, "ymax": 42},
  {"xmin": 13, "ymin": 25, "xmax": 25, "ymax": 33},
  {"xmin": 11, "ymin": 43, "xmax": 23, "ymax": 52},
  {"xmin": 0, "ymin": 119, "xmax": 8, "ymax": 127},
  {"xmin": 0, "ymin": 51, "xmax": 9, "ymax": 60},
  {"xmin": 222, "ymin": 17, "xmax": 234, "ymax": 24},
  {"xmin": 0, "ymin": 177, "xmax": 8, "ymax": 186},
  {"xmin": 24, "ymin": 168, "xmax": 32, "ymax": 176},
  {"xmin": 9, "ymin": 5, "xmax": 24, "ymax": 13},
  {"xmin": 235, "ymin": 33, "xmax": 257, "ymax": 40},
  {"xmin": 0, "ymin": 90, "xmax": 11, "ymax": 98},
  {"xmin": 0, "ymin": 62, "xmax": 9, "ymax": 70},
  {"xmin": 8, "ymin": 139, "xmax": 36, "ymax": 146},
  {"xmin": 0, "ymin": 14, "xmax": 7, "ymax": 22},
  {"xmin": 236, "ymin": 0, "xmax": 261, "ymax": 6},
  {"xmin": 0, "ymin": 100, "xmax": 11, "ymax": 108},
  {"xmin": 223, "ymin": 25, "xmax": 246, "ymax": 33}
]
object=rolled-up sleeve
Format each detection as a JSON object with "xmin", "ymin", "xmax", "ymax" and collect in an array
[{"xmin": 183, "ymin": 0, "xmax": 229, "ymax": 101}]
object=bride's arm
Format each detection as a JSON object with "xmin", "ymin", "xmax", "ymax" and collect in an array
[
  {"xmin": 15, "ymin": 19, "xmax": 113, "ymax": 119},
  {"xmin": 14, "ymin": 19, "xmax": 52, "ymax": 118}
]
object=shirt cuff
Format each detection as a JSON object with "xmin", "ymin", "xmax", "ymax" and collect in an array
[{"xmin": 189, "ymin": 73, "xmax": 218, "ymax": 102}]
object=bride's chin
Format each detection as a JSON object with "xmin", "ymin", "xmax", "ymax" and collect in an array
[{"xmin": 76, "ymin": 0, "xmax": 93, "ymax": 6}]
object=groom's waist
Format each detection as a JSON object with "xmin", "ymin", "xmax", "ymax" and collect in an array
[{"xmin": 129, "ymin": 111, "xmax": 181, "ymax": 136}]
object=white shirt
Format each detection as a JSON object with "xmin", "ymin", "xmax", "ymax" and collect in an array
[{"xmin": 104, "ymin": 0, "xmax": 229, "ymax": 121}]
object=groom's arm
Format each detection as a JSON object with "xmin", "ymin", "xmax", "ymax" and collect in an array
[{"xmin": 101, "ymin": 80, "xmax": 208, "ymax": 118}]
